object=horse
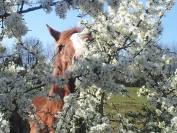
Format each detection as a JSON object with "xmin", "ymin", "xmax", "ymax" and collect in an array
[{"xmin": 29, "ymin": 25, "xmax": 91, "ymax": 133}]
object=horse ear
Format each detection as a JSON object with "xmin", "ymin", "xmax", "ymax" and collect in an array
[{"xmin": 46, "ymin": 24, "xmax": 60, "ymax": 41}]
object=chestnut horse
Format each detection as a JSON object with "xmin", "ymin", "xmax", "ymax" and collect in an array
[{"xmin": 29, "ymin": 25, "xmax": 90, "ymax": 133}]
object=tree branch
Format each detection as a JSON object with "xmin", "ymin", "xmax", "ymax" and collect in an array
[
  {"xmin": 18, "ymin": 2, "xmax": 58, "ymax": 14},
  {"xmin": 0, "ymin": 1, "xmax": 58, "ymax": 19}
]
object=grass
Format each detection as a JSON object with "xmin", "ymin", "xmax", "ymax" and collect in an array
[{"xmin": 104, "ymin": 87, "xmax": 149, "ymax": 129}]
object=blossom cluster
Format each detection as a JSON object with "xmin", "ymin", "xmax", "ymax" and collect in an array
[
  {"xmin": 40, "ymin": 0, "xmax": 53, "ymax": 13},
  {"xmin": 55, "ymin": 87, "xmax": 112, "ymax": 133},
  {"xmin": 0, "ymin": 0, "xmax": 28, "ymax": 39},
  {"xmin": 0, "ymin": 113, "xmax": 10, "ymax": 133},
  {"xmin": 5, "ymin": 13, "xmax": 28, "ymax": 39}
]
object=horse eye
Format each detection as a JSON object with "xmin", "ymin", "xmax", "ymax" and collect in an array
[{"xmin": 59, "ymin": 44, "xmax": 65, "ymax": 51}]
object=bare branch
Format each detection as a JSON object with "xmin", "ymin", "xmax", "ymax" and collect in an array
[{"xmin": 0, "ymin": 1, "xmax": 58, "ymax": 19}]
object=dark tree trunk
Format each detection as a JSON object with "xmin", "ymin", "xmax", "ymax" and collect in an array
[{"xmin": 9, "ymin": 111, "xmax": 30, "ymax": 133}]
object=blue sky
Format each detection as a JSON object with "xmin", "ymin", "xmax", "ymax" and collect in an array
[
  {"xmin": 23, "ymin": 2, "xmax": 177, "ymax": 50},
  {"xmin": 160, "ymin": 2, "xmax": 177, "ymax": 47},
  {"xmin": 24, "ymin": 9, "xmax": 81, "ymax": 50}
]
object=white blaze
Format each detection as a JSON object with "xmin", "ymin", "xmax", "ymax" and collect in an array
[{"xmin": 70, "ymin": 33, "xmax": 87, "ymax": 59}]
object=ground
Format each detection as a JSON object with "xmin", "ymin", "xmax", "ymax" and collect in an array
[{"xmin": 105, "ymin": 87, "xmax": 149, "ymax": 129}]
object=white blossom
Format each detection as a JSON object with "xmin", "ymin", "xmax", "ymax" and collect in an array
[
  {"xmin": 55, "ymin": 1, "xmax": 69, "ymax": 18},
  {"xmin": 40, "ymin": 0, "xmax": 53, "ymax": 13},
  {"xmin": 171, "ymin": 117, "xmax": 177, "ymax": 129},
  {"xmin": 5, "ymin": 13, "xmax": 28, "ymax": 38},
  {"xmin": 0, "ymin": 113, "xmax": 10, "ymax": 133}
]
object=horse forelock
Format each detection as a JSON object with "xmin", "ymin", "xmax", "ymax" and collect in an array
[
  {"xmin": 70, "ymin": 33, "xmax": 87, "ymax": 59},
  {"xmin": 57, "ymin": 27, "xmax": 81, "ymax": 46}
]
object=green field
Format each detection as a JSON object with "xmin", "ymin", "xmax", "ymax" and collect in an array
[{"xmin": 105, "ymin": 87, "xmax": 149, "ymax": 129}]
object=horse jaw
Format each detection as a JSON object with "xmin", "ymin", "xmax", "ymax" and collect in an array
[{"xmin": 70, "ymin": 33, "xmax": 87, "ymax": 59}]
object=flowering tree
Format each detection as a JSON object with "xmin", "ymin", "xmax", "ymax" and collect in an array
[{"xmin": 0, "ymin": 0, "xmax": 176, "ymax": 132}]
